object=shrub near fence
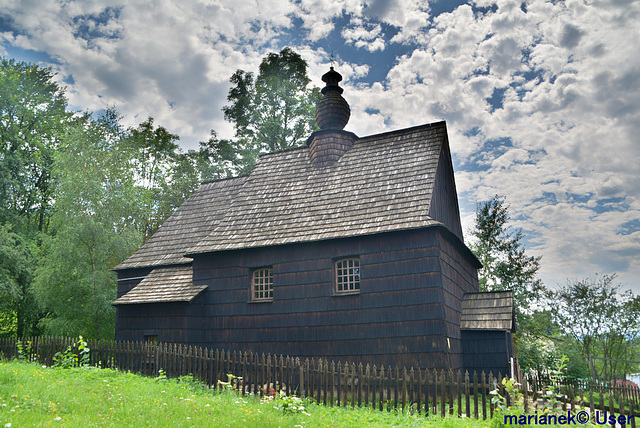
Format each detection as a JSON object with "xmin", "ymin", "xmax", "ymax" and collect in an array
[
  {"xmin": 527, "ymin": 374, "xmax": 640, "ymax": 421},
  {"xmin": 1, "ymin": 337, "xmax": 637, "ymax": 425}
]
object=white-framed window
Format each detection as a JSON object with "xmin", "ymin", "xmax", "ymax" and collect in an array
[
  {"xmin": 252, "ymin": 268, "xmax": 273, "ymax": 301},
  {"xmin": 335, "ymin": 258, "xmax": 360, "ymax": 293}
]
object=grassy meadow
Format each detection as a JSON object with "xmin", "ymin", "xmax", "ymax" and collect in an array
[{"xmin": 0, "ymin": 360, "xmax": 493, "ymax": 428}]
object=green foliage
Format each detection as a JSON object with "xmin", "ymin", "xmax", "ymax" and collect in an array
[
  {"xmin": 0, "ymin": 57, "xmax": 71, "ymax": 232},
  {"xmin": 217, "ymin": 373, "xmax": 241, "ymax": 392},
  {"xmin": 0, "ymin": 57, "xmax": 71, "ymax": 337},
  {"xmin": 32, "ymin": 112, "xmax": 142, "ymax": 339},
  {"xmin": 221, "ymin": 47, "xmax": 321, "ymax": 174},
  {"xmin": 469, "ymin": 196, "xmax": 543, "ymax": 319},
  {"xmin": 52, "ymin": 336, "xmax": 90, "ymax": 368},
  {"xmin": 0, "ymin": 223, "xmax": 38, "ymax": 337},
  {"xmin": 16, "ymin": 339, "xmax": 32, "ymax": 361},
  {"xmin": 515, "ymin": 333, "xmax": 557, "ymax": 377},
  {"xmin": 0, "ymin": 312, "xmax": 17, "ymax": 337},
  {"xmin": 156, "ymin": 368, "xmax": 167, "ymax": 382},
  {"xmin": 268, "ymin": 391, "xmax": 311, "ymax": 416},
  {"xmin": 547, "ymin": 274, "xmax": 640, "ymax": 380},
  {"xmin": 555, "ymin": 339, "xmax": 589, "ymax": 382},
  {"xmin": 490, "ymin": 377, "xmax": 524, "ymax": 427},
  {"xmin": 540, "ymin": 354, "xmax": 569, "ymax": 409},
  {"xmin": 1, "ymin": 56, "xmax": 229, "ymax": 339}
]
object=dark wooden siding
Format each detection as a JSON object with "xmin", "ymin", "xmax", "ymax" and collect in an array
[
  {"xmin": 115, "ymin": 302, "xmax": 194, "ymax": 343},
  {"xmin": 195, "ymin": 228, "xmax": 462, "ymax": 369},
  {"xmin": 115, "ymin": 267, "xmax": 153, "ymax": 341},
  {"xmin": 462, "ymin": 330, "xmax": 512, "ymax": 377},
  {"xmin": 115, "ymin": 227, "xmax": 480, "ymax": 370},
  {"xmin": 116, "ymin": 267, "xmax": 153, "ymax": 298},
  {"xmin": 437, "ymin": 231, "xmax": 481, "ymax": 370}
]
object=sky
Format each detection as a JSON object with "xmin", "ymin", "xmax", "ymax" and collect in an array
[{"xmin": 1, "ymin": 0, "xmax": 639, "ymax": 295}]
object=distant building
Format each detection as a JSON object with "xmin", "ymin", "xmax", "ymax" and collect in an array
[{"xmin": 113, "ymin": 67, "xmax": 516, "ymax": 374}]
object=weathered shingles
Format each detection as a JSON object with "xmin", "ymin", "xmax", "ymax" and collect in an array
[
  {"xmin": 114, "ymin": 176, "xmax": 247, "ymax": 270},
  {"xmin": 460, "ymin": 291, "xmax": 515, "ymax": 331},
  {"xmin": 113, "ymin": 265, "xmax": 205, "ymax": 305},
  {"xmin": 188, "ymin": 123, "xmax": 446, "ymax": 254}
]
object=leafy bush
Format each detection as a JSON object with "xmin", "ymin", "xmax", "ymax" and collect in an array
[{"xmin": 52, "ymin": 336, "xmax": 90, "ymax": 368}]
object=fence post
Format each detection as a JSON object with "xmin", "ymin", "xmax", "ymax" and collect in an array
[
  {"xmin": 365, "ymin": 364, "xmax": 371, "ymax": 408},
  {"xmin": 379, "ymin": 366, "xmax": 385, "ymax": 412},
  {"xmin": 330, "ymin": 361, "xmax": 336, "ymax": 407},
  {"xmin": 457, "ymin": 370, "xmax": 462, "ymax": 417},
  {"xmin": 299, "ymin": 359, "xmax": 305, "ymax": 398},
  {"xmin": 523, "ymin": 375, "xmax": 529, "ymax": 413},
  {"xmin": 394, "ymin": 365, "xmax": 400, "ymax": 411},
  {"xmin": 425, "ymin": 368, "xmax": 431, "ymax": 417},
  {"xmin": 448, "ymin": 369, "xmax": 454, "ymax": 415},
  {"xmin": 464, "ymin": 370, "xmax": 470, "ymax": 418},
  {"xmin": 481, "ymin": 371, "xmax": 487, "ymax": 420},
  {"xmin": 410, "ymin": 368, "xmax": 415, "ymax": 414},
  {"xmin": 370, "ymin": 365, "xmax": 377, "ymax": 410}
]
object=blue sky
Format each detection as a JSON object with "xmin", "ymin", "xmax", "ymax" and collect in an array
[{"xmin": 1, "ymin": 0, "xmax": 639, "ymax": 295}]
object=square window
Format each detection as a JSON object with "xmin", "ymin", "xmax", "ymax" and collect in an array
[
  {"xmin": 335, "ymin": 258, "xmax": 360, "ymax": 293},
  {"xmin": 252, "ymin": 268, "xmax": 273, "ymax": 301}
]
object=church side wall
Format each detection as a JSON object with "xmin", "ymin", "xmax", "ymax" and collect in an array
[
  {"xmin": 191, "ymin": 228, "xmax": 452, "ymax": 369},
  {"xmin": 113, "ymin": 227, "xmax": 481, "ymax": 370}
]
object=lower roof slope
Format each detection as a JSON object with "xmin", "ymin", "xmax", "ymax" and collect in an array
[
  {"xmin": 114, "ymin": 176, "xmax": 247, "ymax": 271},
  {"xmin": 112, "ymin": 265, "xmax": 205, "ymax": 305}
]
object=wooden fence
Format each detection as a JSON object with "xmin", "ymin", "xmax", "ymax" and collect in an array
[{"xmin": 1, "ymin": 337, "xmax": 637, "ymax": 425}]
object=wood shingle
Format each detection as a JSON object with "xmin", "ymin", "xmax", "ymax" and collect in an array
[
  {"xmin": 187, "ymin": 122, "xmax": 456, "ymax": 255},
  {"xmin": 114, "ymin": 176, "xmax": 247, "ymax": 271},
  {"xmin": 113, "ymin": 265, "xmax": 205, "ymax": 304},
  {"xmin": 460, "ymin": 291, "xmax": 515, "ymax": 331}
]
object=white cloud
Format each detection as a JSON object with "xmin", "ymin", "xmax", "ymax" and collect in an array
[
  {"xmin": 1, "ymin": 0, "xmax": 639, "ymax": 294},
  {"xmin": 342, "ymin": 19, "xmax": 386, "ymax": 52},
  {"xmin": 343, "ymin": 0, "xmax": 640, "ymax": 292}
]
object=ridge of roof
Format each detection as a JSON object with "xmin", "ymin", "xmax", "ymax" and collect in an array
[
  {"xmin": 200, "ymin": 173, "xmax": 249, "ymax": 185},
  {"xmin": 356, "ymin": 120, "xmax": 447, "ymax": 142}
]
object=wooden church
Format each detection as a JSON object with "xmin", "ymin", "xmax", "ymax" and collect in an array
[{"xmin": 113, "ymin": 68, "xmax": 516, "ymax": 375}]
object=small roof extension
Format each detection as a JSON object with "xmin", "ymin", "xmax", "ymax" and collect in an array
[{"xmin": 461, "ymin": 291, "xmax": 516, "ymax": 332}]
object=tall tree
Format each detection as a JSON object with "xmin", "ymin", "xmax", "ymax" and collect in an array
[
  {"xmin": 0, "ymin": 57, "xmax": 70, "ymax": 233},
  {"xmin": 221, "ymin": 48, "xmax": 321, "ymax": 173},
  {"xmin": 125, "ymin": 118, "xmax": 230, "ymax": 240},
  {"xmin": 469, "ymin": 196, "xmax": 543, "ymax": 319},
  {"xmin": 547, "ymin": 274, "xmax": 640, "ymax": 380},
  {"xmin": 0, "ymin": 224, "xmax": 37, "ymax": 337},
  {"xmin": 33, "ymin": 112, "xmax": 142, "ymax": 339},
  {"xmin": 0, "ymin": 57, "xmax": 71, "ymax": 336}
]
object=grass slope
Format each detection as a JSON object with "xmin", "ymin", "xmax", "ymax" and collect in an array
[{"xmin": 0, "ymin": 360, "xmax": 492, "ymax": 427}]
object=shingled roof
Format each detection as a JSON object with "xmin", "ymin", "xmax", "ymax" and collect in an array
[
  {"xmin": 187, "ymin": 121, "xmax": 459, "ymax": 255},
  {"xmin": 113, "ymin": 265, "xmax": 205, "ymax": 305},
  {"xmin": 461, "ymin": 291, "xmax": 515, "ymax": 331},
  {"xmin": 114, "ymin": 176, "xmax": 247, "ymax": 271},
  {"xmin": 114, "ymin": 120, "xmax": 466, "ymax": 271}
]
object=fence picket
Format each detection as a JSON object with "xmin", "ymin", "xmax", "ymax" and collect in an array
[
  {"xmin": 1, "ymin": 337, "xmax": 638, "ymax": 422},
  {"xmin": 481, "ymin": 371, "xmax": 487, "ymax": 420}
]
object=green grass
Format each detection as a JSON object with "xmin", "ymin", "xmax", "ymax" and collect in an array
[{"xmin": 0, "ymin": 360, "xmax": 493, "ymax": 427}]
